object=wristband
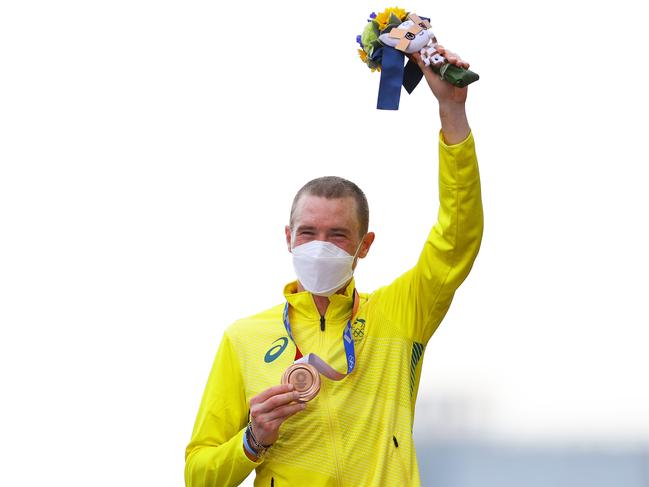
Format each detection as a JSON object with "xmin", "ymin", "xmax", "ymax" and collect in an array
[
  {"xmin": 242, "ymin": 429, "xmax": 259, "ymax": 459},
  {"xmin": 246, "ymin": 422, "xmax": 271, "ymax": 456}
]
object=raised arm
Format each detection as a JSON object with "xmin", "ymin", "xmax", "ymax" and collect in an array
[
  {"xmin": 416, "ymin": 46, "xmax": 471, "ymax": 144},
  {"xmin": 373, "ymin": 48, "xmax": 483, "ymax": 344}
]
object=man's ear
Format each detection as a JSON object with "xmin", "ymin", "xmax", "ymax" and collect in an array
[
  {"xmin": 358, "ymin": 232, "xmax": 376, "ymax": 259},
  {"xmin": 285, "ymin": 225, "xmax": 292, "ymax": 253}
]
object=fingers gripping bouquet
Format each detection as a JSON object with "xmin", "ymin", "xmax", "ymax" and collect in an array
[{"xmin": 356, "ymin": 7, "xmax": 479, "ymax": 110}]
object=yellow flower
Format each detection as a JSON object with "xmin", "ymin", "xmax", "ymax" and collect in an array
[
  {"xmin": 358, "ymin": 48, "xmax": 368, "ymax": 63},
  {"xmin": 359, "ymin": 49, "xmax": 381, "ymax": 72},
  {"xmin": 375, "ymin": 6, "xmax": 407, "ymax": 30}
]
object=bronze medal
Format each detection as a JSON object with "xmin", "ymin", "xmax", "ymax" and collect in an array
[{"xmin": 281, "ymin": 363, "xmax": 320, "ymax": 402}]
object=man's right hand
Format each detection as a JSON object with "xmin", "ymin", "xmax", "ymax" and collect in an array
[
  {"xmin": 249, "ymin": 383, "xmax": 306, "ymax": 447},
  {"xmin": 409, "ymin": 47, "xmax": 471, "ymax": 145}
]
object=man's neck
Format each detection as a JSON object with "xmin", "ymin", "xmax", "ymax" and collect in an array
[{"xmin": 312, "ymin": 295, "xmax": 329, "ymax": 317}]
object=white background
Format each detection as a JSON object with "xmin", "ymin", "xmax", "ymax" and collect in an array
[{"xmin": 1, "ymin": 1, "xmax": 648, "ymax": 485}]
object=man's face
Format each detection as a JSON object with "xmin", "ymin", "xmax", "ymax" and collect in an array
[{"xmin": 285, "ymin": 195, "xmax": 374, "ymax": 262}]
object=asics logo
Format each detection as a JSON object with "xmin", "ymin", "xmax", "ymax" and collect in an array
[{"xmin": 264, "ymin": 337, "xmax": 289, "ymax": 363}]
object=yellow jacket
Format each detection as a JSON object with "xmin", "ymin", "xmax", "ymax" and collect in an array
[{"xmin": 186, "ymin": 132, "xmax": 483, "ymax": 486}]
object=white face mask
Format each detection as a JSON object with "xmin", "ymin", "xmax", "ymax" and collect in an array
[{"xmin": 291, "ymin": 240, "xmax": 363, "ymax": 297}]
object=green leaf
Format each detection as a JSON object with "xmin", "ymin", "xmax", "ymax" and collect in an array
[
  {"xmin": 389, "ymin": 12, "xmax": 402, "ymax": 25},
  {"xmin": 379, "ymin": 24, "xmax": 391, "ymax": 35}
]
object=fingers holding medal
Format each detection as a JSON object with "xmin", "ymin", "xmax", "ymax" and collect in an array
[
  {"xmin": 249, "ymin": 383, "xmax": 307, "ymax": 447},
  {"xmin": 281, "ymin": 363, "xmax": 320, "ymax": 402}
]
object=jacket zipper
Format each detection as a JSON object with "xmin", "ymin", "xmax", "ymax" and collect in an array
[{"xmin": 319, "ymin": 319, "xmax": 343, "ymax": 487}]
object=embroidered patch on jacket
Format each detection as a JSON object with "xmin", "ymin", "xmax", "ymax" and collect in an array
[{"xmin": 352, "ymin": 318, "xmax": 366, "ymax": 343}]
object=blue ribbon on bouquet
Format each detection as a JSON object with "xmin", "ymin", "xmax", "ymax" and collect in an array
[{"xmin": 376, "ymin": 46, "xmax": 425, "ymax": 110}]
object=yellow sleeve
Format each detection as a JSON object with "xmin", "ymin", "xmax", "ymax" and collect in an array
[
  {"xmin": 185, "ymin": 332, "xmax": 261, "ymax": 486},
  {"xmin": 374, "ymin": 131, "xmax": 483, "ymax": 343}
]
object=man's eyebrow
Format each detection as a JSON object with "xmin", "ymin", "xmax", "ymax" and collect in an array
[
  {"xmin": 295, "ymin": 225, "xmax": 316, "ymax": 232},
  {"xmin": 328, "ymin": 227, "xmax": 352, "ymax": 235}
]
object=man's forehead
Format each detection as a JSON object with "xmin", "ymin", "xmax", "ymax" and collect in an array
[{"xmin": 294, "ymin": 195, "xmax": 358, "ymax": 227}]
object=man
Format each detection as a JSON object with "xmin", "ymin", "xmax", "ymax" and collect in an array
[{"xmin": 185, "ymin": 49, "xmax": 483, "ymax": 486}]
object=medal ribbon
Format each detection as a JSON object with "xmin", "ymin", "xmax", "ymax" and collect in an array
[{"xmin": 282, "ymin": 290, "xmax": 358, "ymax": 380}]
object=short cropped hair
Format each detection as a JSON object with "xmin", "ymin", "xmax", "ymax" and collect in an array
[{"xmin": 290, "ymin": 176, "xmax": 369, "ymax": 238}]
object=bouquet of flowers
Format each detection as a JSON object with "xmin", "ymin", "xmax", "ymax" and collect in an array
[{"xmin": 356, "ymin": 7, "xmax": 479, "ymax": 109}]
